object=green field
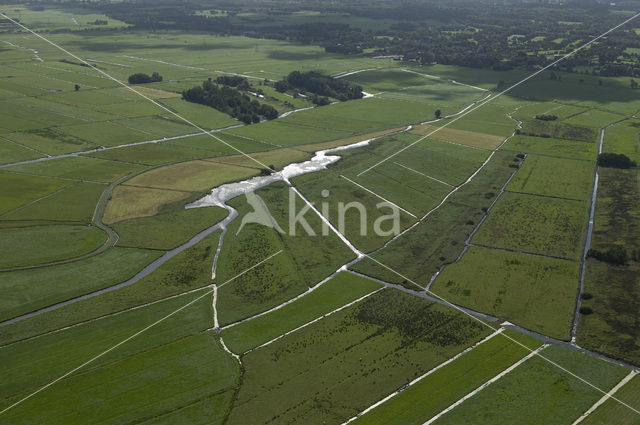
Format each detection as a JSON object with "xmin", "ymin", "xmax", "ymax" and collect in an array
[
  {"xmin": 226, "ymin": 289, "xmax": 490, "ymax": 424},
  {"xmin": 0, "ymin": 171, "xmax": 71, "ymax": 215},
  {"xmin": 0, "ymin": 139, "xmax": 43, "ymax": 165},
  {"xmin": 578, "ymin": 165, "xmax": 640, "ymax": 365},
  {"xmin": 222, "ymin": 272, "xmax": 381, "ymax": 354},
  {"xmin": 5, "ymin": 156, "xmax": 146, "ymax": 183},
  {"xmin": 520, "ymin": 119, "xmax": 598, "ymax": 142},
  {"xmin": 0, "ymin": 224, "xmax": 106, "ymax": 268},
  {"xmin": 432, "ymin": 246, "xmax": 579, "ymax": 340},
  {"xmin": 432, "ymin": 345, "xmax": 628, "ymax": 424},
  {"xmin": 217, "ymin": 182, "xmax": 356, "ymax": 325},
  {"xmin": 0, "ymin": 294, "xmax": 238, "ymax": 424},
  {"xmin": 563, "ymin": 109, "xmax": 625, "ymax": 129},
  {"xmin": 508, "ymin": 154, "xmax": 594, "ymax": 200},
  {"xmin": 472, "ymin": 192, "xmax": 588, "ymax": 259},
  {"xmin": 511, "ymin": 102, "xmax": 589, "ymax": 122},
  {"xmin": 0, "ymin": 247, "xmax": 161, "ymax": 322},
  {"xmin": 1, "ymin": 5, "xmax": 639, "ymax": 422},
  {"xmin": 351, "ymin": 331, "xmax": 540, "ymax": 425},
  {"xmin": 1, "ymin": 181, "xmax": 105, "ymax": 224},
  {"xmin": 1, "ymin": 130, "xmax": 100, "ymax": 156},
  {"xmin": 0, "ymin": 231, "xmax": 221, "ymax": 345},
  {"xmin": 502, "ymin": 134, "xmax": 598, "ymax": 160},
  {"xmin": 580, "ymin": 374, "xmax": 640, "ymax": 425},
  {"xmin": 292, "ymin": 169, "xmax": 417, "ymax": 253},
  {"xmin": 114, "ymin": 206, "xmax": 228, "ymax": 250},
  {"xmin": 351, "ymin": 150, "xmax": 520, "ymax": 286},
  {"xmin": 604, "ymin": 119, "xmax": 640, "ymax": 163}
]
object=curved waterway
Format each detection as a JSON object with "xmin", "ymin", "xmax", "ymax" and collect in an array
[
  {"xmin": 187, "ymin": 129, "xmax": 409, "ymax": 208},
  {"xmin": 0, "ymin": 130, "xmax": 405, "ymax": 326}
]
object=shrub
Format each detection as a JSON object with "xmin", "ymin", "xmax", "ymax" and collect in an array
[
  {"xmin": 128, "ymin": 72, "xmax": 162, "ymax": 84},
  {"xmin": 588, "ymin": 246, "xmax": 628, "ymax": 265},
  {"xmin": 579, "ymin": 306, "xmax": 593, "ymax": 315},
  {"xmin": 597, "ymin": 152, "xmax": 637, "ymax": 169},
  {"xmin": 535, "ymin": 114, "xmax": 558, "ymax": 121}
]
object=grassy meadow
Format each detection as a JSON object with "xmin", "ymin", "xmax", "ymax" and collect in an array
[
  {"xmin": 0, "ymin": 7, "xmax": 638, "ymax": 423},
  {"xmin": 432, "ymin": 246, "xmax": 579, "ymax": 340}
]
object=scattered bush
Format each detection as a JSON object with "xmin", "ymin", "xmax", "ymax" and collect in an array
[
  {"xmin": 579, "ymin": 306, "xmax": 593, "ymax": 315},
  {"xmin": 597, "ymin": 152, "xmax": 637, "ymax": 169},
  {"xmin": 311, "ymin": 95, "xmax": 330, "ymax": 106},
  {"xmin": 216, "ymin": 75, "xmax": 250, "ymax": 90},
  {"xmin": 355, "ymin": 290, "xmax": 484, "ymax": 346},
  {"xmin": 128, "ymin": 72, "xmax": 163, "ymax": 84},
  {"xmin": 588, "ymin": 246, "xmax": 628, "ymax": 265}
]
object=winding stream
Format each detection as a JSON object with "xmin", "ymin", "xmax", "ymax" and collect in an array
[
  {"xmin": 0, "ymin": 132, "xmax": 397, "ymax": 326},
  {"xmin": 187, "ymin": 134, "xmax": 401, "ymax": 208}
]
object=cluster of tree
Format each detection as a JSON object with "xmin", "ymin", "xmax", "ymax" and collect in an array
[
  {"xmin": 35, "ymin": 0, "xmax": 640, "ymax": 78},
  {"xmin": 182, "ymin": 78, "xmax": 278, "ymax": 124},
  {"xmin": 597, "ymin": 152, "xmax": 637, "ymax": 169},
  {"xmin": 535, "ymin": 114, "xmax": 557, "ymax": 121},
  {"xmin": 128, "ymin": 72, "xmax": 163, "ymax": 84},
  {"xmin": 275, "ymin": 71, "xmax": 363, "ymax": 102},
  {"xmin": 89, "ymin": 19, "xmax": 108, "ymax": 25},
  {"xmin": 215, "ymin": 75, "xmax": 250, "ymax": 90},
  {"xmin": 588, "ymin": 246, "xmax": 629, "ymax": 266}
]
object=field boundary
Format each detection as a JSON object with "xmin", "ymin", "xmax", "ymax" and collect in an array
[
  {"xmin": 340, "ymin": 327, "xmax": 505, "ymax": 424},
  {"xmin": 571, "ymin": 370, "xmax": 638, "ymax": 424},
  {"xmin": 422, "ymin": 344, "xmax": 548, "ymax": 425}
]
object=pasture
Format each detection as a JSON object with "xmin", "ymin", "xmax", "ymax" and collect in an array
[
  {"xmin": 0, "ymin": 8, "xmax": 639, "ymax": 423},
  {"xmin": 0, "ymin": 247, "xmax": 160, "ymax": 322},
  {"xmin": 114, "ymin": 206, "xmax": 228, "ymax": 250},
  {"xmin": 0, "ymin": 294, "xmax": 238, "ymax": 424},
  {"xmin": 502, "ymin": 133, "xmax": 598, "ymax": 160},
  {"xmin": 0, "ymin": 224, "xmax": 106, "ymax": 268},
  {"xmin": 580, "ymin": 374, "xmax": 640, "ymax": 425},
  {"xmin": 579, "ymin": 165, "xmax": 640, "ymax": 365},
  {"xmin": 0, "ymin": 230, "xmax": 221, "ymax": 345},
  {"xmin": 507, "ymin": 154, "xmax": 594, "ymax": 200},
  {"xmin": 103, "ymin": 185, "xmax": 192, "ymax": 224},
  {"xmin": 410, "ymin": 124, "xmax": 506, "ymax": 149},
  {"xmin": 1, "ymin": 181, "xmax": 104, "ymax": 224},
  {"xmin": 432, "ymin": 246, "xmax": 579, "ymax": 340},
  {"xmin": 351, "ymin": 150, "xmax": 520, "ymax": 286},
  {"xmin": 216, "ymin": 182, "xmax": 356, "ymax": 325},
  {"xmin": 0, "ymin": 171, "xmax": 71, "ymax": 215},
  {"xmin": 431, "ymin": 346, "xmax": 628, "ymax": 424},
  {"xmin": 472, "ymin": 192, "xmax": 588, "ymax": 259},
  {"xmin": 351, "ymin": 331, "xmax": 540, "ymax": 425},
  {"xmin": 226, "ymin": 289, "xmax": 490, "ymax": 425},
  {"xmin": 222, "ymin": 272, "xmax": 381, "ymax": 354}
]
